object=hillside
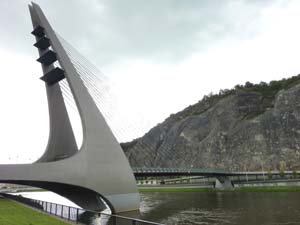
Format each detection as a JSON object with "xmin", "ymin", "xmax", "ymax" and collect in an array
[{"xmin": 122, "ymin": 75, "xmax": 300, "ymax": 171}]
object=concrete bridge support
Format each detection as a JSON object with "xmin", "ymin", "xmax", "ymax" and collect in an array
[{"xmin": 215, "ymin": 176, "xmax": 234, "ymax": 189}]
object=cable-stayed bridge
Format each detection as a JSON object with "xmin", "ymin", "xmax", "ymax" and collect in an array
[
  {"xmin": 132, "ymin": 168, "xmax": 298, "ymax": 177},
  {"xmin": 0, "ymin": 2, "xmax": 139, "ymax": 214},
  {"xmin": 0, "ymin": 2, "xmax": 269, "ymax": 215}
]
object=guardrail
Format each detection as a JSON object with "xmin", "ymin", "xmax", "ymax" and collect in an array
[
  {"xmin": 2, "ymin": 193, "xmax": 163, "ymax": 225},
  {"xmin": 137, "ymin": 171, "xmax": 300, "ymax": 187}
]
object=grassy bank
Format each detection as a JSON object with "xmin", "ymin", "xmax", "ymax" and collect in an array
[
  {"xmin": 139, "ymin": 186, "xmax": 300, "ymax": 193},
  {"xmin": 139, "ymin": 187, "xmax": 214, "ymax": 193},
  {"xmin": 0, "ymin": 198, "xmax": 70, "ymax": 225}
]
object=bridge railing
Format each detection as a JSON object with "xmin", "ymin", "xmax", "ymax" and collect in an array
[
  {"xmin": 2, "ymin": 193, "xmax": 163, "ymax": 225},
  {"xmin": 132, "ymin": 167, "xmax": 228, "ymax": 174}
]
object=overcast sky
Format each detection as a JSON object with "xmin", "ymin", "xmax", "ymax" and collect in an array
[{"xmin": 1, "ymin": 0, "xmax": 300, "ymax": 163}]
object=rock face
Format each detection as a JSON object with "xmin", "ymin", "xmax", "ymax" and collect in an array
[{"xmin": 122, "ymin": 77, "xmax": 300, "ymax": 171}]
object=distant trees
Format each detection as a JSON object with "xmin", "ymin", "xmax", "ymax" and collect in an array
[
  {"xmin": 293, "ymin": 170, "xmax": 298, "ymax": 179},
  {"xmin": 234, "ymin": 84, "xmax": 243, "ymax": 89},
  {"xmin": 279, "ymin": 169, "xmax": 285, "ymax": 178},
  {"xmin": 245, "ymin": 81, "xmax": 254, "ymax": 88},
  {"xmin": 259, "ymin": 81, "xmax": 267, "ymax": 87},
  {"xmin": 267, "ymin": 169, "xmax": 273, "ymax": 179},
  {"xmin": 167, "ymin": 74, "xmax": 300, "ymax": 122},
  {"xmin": 218, "ymin": 89, "xmax": 233, "ymax": 96},
  {"xmin": 213, "ymin": 74, "xmax": 300, "ymax": 102}
]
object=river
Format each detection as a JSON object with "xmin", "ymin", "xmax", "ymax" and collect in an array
[{"xmin": 18, "ymin": 191, "xmax": 300, "ymax": 225}]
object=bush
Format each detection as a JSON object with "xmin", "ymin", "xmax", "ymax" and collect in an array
[
  {"xmin": 293, "ymin": 170, "xmax": 298, "ymax": 178},
  {"xmin": 279, "ymin": 169, "xmax": 285, "ymax": 178},
  {"xmin": 267, "ymin": 170, "xmax": 273, "ymax": 179}
]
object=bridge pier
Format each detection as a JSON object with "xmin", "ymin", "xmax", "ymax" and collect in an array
[{"xmin": 215, "ymin": 176, "xmax": 234, "ymax": 189}]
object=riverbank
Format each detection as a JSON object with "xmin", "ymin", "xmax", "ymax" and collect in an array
[
  {"xmin": 139, "ymin": 185, "xmax": 300, "ymax": 193},
  {"xmin": 0, "ymin": 197, "xmax": 71, "ymax": 225}
]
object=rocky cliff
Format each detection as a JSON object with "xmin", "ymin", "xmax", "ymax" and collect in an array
[{"xmin": 122, "ymin": 75, "xmax": 300, "ymax": 171}]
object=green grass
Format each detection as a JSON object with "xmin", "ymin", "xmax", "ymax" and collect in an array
[
  {"xmin": 233, "ymin": 186, "xmax": 300, "ymax": 192},
  {"xmin": 0, "ymin": 198, "xmax": 70, "ymax": 225},
  {"xmin": 139, "ymin": 186, "xmax": 300, "ymax": 193},
  {"xmin": 139, "ymin": 187, "xmax": 215, "ymax": 193}
]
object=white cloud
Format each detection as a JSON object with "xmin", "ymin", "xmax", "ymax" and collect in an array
[
  {"xmin": 104, "ymin": 0, "xmax": 300, "ymax": 141},
  {"xmin": 1, "ymin": 0, "xmax": 300, "ymax": 162}
]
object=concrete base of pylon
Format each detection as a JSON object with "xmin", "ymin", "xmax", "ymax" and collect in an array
[{"xmin": 215, "ymin": 176, "xmax": 234, "ymax": 189}]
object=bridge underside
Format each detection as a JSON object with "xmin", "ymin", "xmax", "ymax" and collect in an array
[{"xmin": 0, "ymin": 180, "xmax": 108, "ymax": 211}]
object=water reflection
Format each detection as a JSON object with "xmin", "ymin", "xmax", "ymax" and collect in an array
[
  {"xmin": 77, "ymin": 211, "xmax": 111, "ymax": 225},
  {"xmin": 139, "ymin": 192, "xmax": 300, "ymax": 225}
]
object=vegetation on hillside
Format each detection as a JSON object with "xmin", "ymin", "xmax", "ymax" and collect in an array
[
  {"xmin": 122, "ymin": 74, "xmax": 300, "ymax": 148},
  {"xmin": 167, "ymin": 74, "xmax": 300, "ymax": 122}
]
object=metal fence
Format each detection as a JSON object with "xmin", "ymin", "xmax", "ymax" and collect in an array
[{"xmin": 2, "ymin": 193, "xmax": 163, "ymax": 225}]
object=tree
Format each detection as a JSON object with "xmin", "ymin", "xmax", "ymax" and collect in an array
[
  {"xmin": 234, "ymin": 84, "xmax": 243, "ymax": 90},
  {"xmin": 279, "ymin": 162, "xmax": 286, "ymax": 178},
  {"xmin": 259, "ymin": 81, "xmax": 267, "ymax": 87},
  {"xmin": 293, "ymin": 170, "xmax": 298, "ymax": 179},
  {"xmin": 245, "ymin": 81, "xmax": 254, "ymax": 88},
  {"xmin": 279, "ymin": 168, "xmax": 285, "ymax": 178},
  {"xmin": 267, "ymin": 169, "xmax": 272, "ymax": 179}
]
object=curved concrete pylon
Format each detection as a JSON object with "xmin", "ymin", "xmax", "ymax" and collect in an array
[
  {"xmin": 0, "ymin": 2, "xmax": 139, "ymax": 213},
  {"xmin": 29, "ymin": 1, "xmax": 78, "ymax": 163}
]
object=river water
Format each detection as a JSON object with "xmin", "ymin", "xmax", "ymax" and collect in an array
[{"xmin": 18, "ymin": 191, "xmax": 300, "ymax": 225}]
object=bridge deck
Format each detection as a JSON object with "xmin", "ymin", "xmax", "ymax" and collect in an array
[{"xmin": 132, "ymin": 168, "xmax": 300, "ymax": 177}]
